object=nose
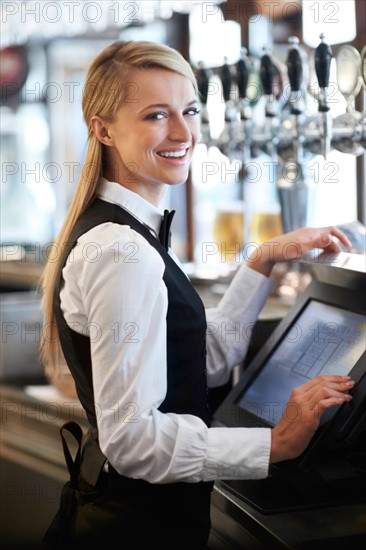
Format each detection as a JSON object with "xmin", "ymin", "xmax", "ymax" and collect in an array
[{"xmin": 168, "ymin": 114, "xmax": 191, "ymax": 143}]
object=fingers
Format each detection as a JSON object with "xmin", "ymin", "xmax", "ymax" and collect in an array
[
  {"xmin": 318, "ymin": 394, "xmax": 353, "ymax": 411},
  {"xmin": 294, "ymin": 374, "xmax": 354, "ymax": 395},
  {"xmin": 309, "ymin": 386, "xmax": 353, "ymax": 413},
  {"xmin": 320, "ymin": 236, "xmax": 342, "ymax": 253},
  {"xmin": 316, "ymin": 226, "xmax": 352, "ymax": 251},
  {"xmin": 286, "ymin": 226, "xmax": 352, "ymax": 255},
  {"xmin": 294, "ymin": 375, "xmax": 354, "ymax": 402},
  {"xmin": 328, "ymin": 226, "xmax": 352, "ymax": 247},
  {"xmin": 287, "ymin": 375, "xmax": 354, "ymax": 422},
  {"xmin": 270, "ymin": 375, "xmax": 355, "ymax": 463},
  {"xmin": 250, "ymin": 225, "xmax": 351, "ymax": 274}
]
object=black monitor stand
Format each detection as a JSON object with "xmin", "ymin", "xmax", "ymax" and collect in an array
[{"xmin": 220, "ymin": 440, "xmax": 366, "ymax": 515}]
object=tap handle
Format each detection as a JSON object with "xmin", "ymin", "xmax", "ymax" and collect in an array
[
  {"xmin": 361, "ymin": 45, "xmax": 366, "ymax": 89},
  {"xmin": 286, "ymin": 36, "xmax": 303, "ymax": 92},
  {"xmin": 315, "ymin": 33, "xmax": 332, "ymax": 89},
  {"xmin": 221, "ymin": 60, "xmax": 232, "ymax": 102},
  {"xmin": 197, "ymin": 63, "xmax": 210, "ymax": 105},
  {"xmin": 260, "ymin": 51, "xmax": 275, "ymax": 95},
  {"xmin": 235, "ymin": 48, "xmax": 249, "ymax": 99}
]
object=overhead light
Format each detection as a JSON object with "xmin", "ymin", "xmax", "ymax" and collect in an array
[
  {"xmin": 0, "ymin": 1, "xmax": 227, "ymax": 48},
  {"xmin": 302, "ymin": 0, "xmax": 356, "ymax": 47}
]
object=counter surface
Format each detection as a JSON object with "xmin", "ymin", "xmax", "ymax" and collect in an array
[
  {"xmin": 211, "ymin": 479, "xmax": 366, "ymax": 549},
  {"xmin": 2, "ymin": 384, "xmax": 365, "ymax": 549}
]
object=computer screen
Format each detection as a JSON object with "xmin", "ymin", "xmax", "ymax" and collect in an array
[
  {"xmin": 214, "ymin": 281, "xmax": 366, "ymax": 440},
  {"xmin": 213, "ymin": 278, "xmax": 366, "ymax": 510},
  {"xmin": 236, "ymin": 300, "xmax": 365, "ymax": 426}
]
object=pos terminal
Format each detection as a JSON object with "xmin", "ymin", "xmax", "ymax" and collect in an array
[{"xmin": 213, "ymin": 252, "xmax": 366, "ymax": 519}]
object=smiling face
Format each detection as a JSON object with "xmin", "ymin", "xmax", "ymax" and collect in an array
[{"xmin": 95, "ymin": 68, "xmax": 201, "ymax": 205}]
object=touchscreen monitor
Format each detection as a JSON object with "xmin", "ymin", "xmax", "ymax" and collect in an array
[
  {"xmin": 213, "ymin": 278, "xmax": 366, "ymax": 509},
  {"xmin": 236, "ymin": 300, "xmax": 365, "ymax": 426},
  {"xmin": 214, "ymin": 280, "xmax": 366, "ymax": 451}
]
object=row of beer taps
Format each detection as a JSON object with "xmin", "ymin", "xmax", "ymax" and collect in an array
[{"xmin": 196, "ymin": 34, "xmax": 366, "ymax": 166}]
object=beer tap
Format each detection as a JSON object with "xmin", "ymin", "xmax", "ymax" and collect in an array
[
  {"xmin": 196, "ymin": 61, "xmax": 211, "ymax": 147},
  {"xmin": 314, "ymin": 33, "xmax": 333, "ymax": 159},
  {"xmin": 218, "ymin": 57, "xmax": 240, "ymax": 160},
  {"xmin": 333, "ymin": 45, "xmax": 364, "ymax": 156},
  {"xmin": 360, "ymin": 45, "xmax": 366, "ymax": 152},
  {"xmin": 279, "ymin": 36, "xmax": 308, "ymax": 234},
  {"xmin": 235, "ymin": 47, "xmax": 252, "ymax": 163},
  {"xmin": 260, "ymin": 47, "xmax": 277, "ymax": 115},
  {"xmin": 286, "ymin": 36, "xmax": 305, "ymax": 163},
  {"xmin": 259, "ymin": 46, "xmax": 279, "ymax": 159}
]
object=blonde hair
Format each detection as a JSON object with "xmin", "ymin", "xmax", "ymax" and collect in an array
[{"xmin": 40, "ymin": 40, "xmax": 198, "ymax": 374}]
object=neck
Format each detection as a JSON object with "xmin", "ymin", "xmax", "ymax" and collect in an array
[{"xmin": 103, "ymin": 167, "xmax": 165, "ymax": 207}]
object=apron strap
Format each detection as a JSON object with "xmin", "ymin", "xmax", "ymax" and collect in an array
[{"xmin": 60, "ymin": 421, "xmax": 83, "ymax": 487}]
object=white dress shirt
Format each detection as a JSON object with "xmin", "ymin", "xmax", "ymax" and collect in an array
[{"xmin": 60, "ymin": 178, "xmax": 275, "ymax": 483}]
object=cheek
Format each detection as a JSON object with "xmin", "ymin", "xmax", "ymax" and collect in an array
[
  {"xmin": 190, "ymin": 119, "xmax": 201, "ymax": 141},
  {"xmin": 110, "ymin": 130, "xmax": 128, "ymax": 151},
  {"xmin": 145, "ymin": 133, "xmax": 167, "ymax": 154}
]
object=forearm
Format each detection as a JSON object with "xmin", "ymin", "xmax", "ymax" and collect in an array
[{"xmin": 206, "ymin": 264, "xmax": 275, "ymax": 387}]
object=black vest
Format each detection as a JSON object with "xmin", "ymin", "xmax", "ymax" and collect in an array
[
  {"xmin": 54, "ymin": 198, "xmax": 210, "ymax": 448},
  {"xmin": 48, "ymin": 199, "xmax": 214, "ymax": 548}
]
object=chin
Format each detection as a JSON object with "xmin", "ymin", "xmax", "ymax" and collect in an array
[{"xmin": 172, "ymin": 171, "xmax": 190, "ymax": 185}]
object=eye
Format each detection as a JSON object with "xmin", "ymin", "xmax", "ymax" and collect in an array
[
  {"xmin": 185, "ymin": 107, "xmax": 201, "ymax": 116},
  {"xmin": 145, "ymin": 112, "xmax": 166, "ymax": 120}
]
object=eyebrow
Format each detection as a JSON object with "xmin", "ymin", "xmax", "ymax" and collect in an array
[{"xmin": 139, "ymin": 100, "xmax": 198, "ymax": 113}]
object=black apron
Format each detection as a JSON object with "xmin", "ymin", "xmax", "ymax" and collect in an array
[{"xmin": 45, "ymin": 199, "xmax": 213, "ymax": 549}]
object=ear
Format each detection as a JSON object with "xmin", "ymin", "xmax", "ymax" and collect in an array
[{"xmin": 91, "ymin": 116, "xmax": 113, "ymax": 146}]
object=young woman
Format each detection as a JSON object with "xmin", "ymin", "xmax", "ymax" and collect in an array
[{"xmin": 40, "ymin": 40, "xmax": 354, "ymax": 549}]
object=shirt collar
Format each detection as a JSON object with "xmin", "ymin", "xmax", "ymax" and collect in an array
[{"xmin": 97, "ymin": 178, "xmax": 163, "ymax": 236}]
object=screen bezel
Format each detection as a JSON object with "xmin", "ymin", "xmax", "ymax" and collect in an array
[{"xmin": 213, "ymin": 280, "xmax": 366, "ymax": 462}]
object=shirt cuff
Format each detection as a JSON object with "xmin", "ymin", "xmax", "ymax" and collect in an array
[{"xmin": 203, "ymin": 427, "xmax": 271, "ymax": 481}]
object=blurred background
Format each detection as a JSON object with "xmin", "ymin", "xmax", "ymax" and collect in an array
[{"xmin": 0, "ymin": 1, "xmax": 365, "ymax": 548}]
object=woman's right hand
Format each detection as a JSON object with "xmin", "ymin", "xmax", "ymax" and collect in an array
[
  {"xmin": 247, "ymin": 226, "xmax": 352, "ymax": 278},
  {"xmin": 269, "ymin": 374, "xmax": 355, "ymax": 463}
]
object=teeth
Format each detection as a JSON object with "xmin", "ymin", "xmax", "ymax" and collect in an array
[{"xmin": 159, "ymin": 149, "xmax": 186, "ymax": 158}]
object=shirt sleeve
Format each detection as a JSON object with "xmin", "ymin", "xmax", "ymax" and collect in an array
[
  {"xmin": 60, "ymin": 222, "xmax": 271, "ymax": 483},
  {"xmin": 206, "ymin": 264, "xmax": 275, "ymax": 387}
]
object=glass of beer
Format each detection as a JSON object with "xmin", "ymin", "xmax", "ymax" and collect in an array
[
  {"xmin": 248, "ymin": 207, "xmax": 283, "ymax": 245},
  {"xmin": 213, "ymin": 201, "xmax": 245, "ymax": 266}
]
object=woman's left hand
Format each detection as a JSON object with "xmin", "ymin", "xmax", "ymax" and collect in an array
[{"xmin": 247, "ymin": 226, "xmax": 352, "ymax": 277}]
